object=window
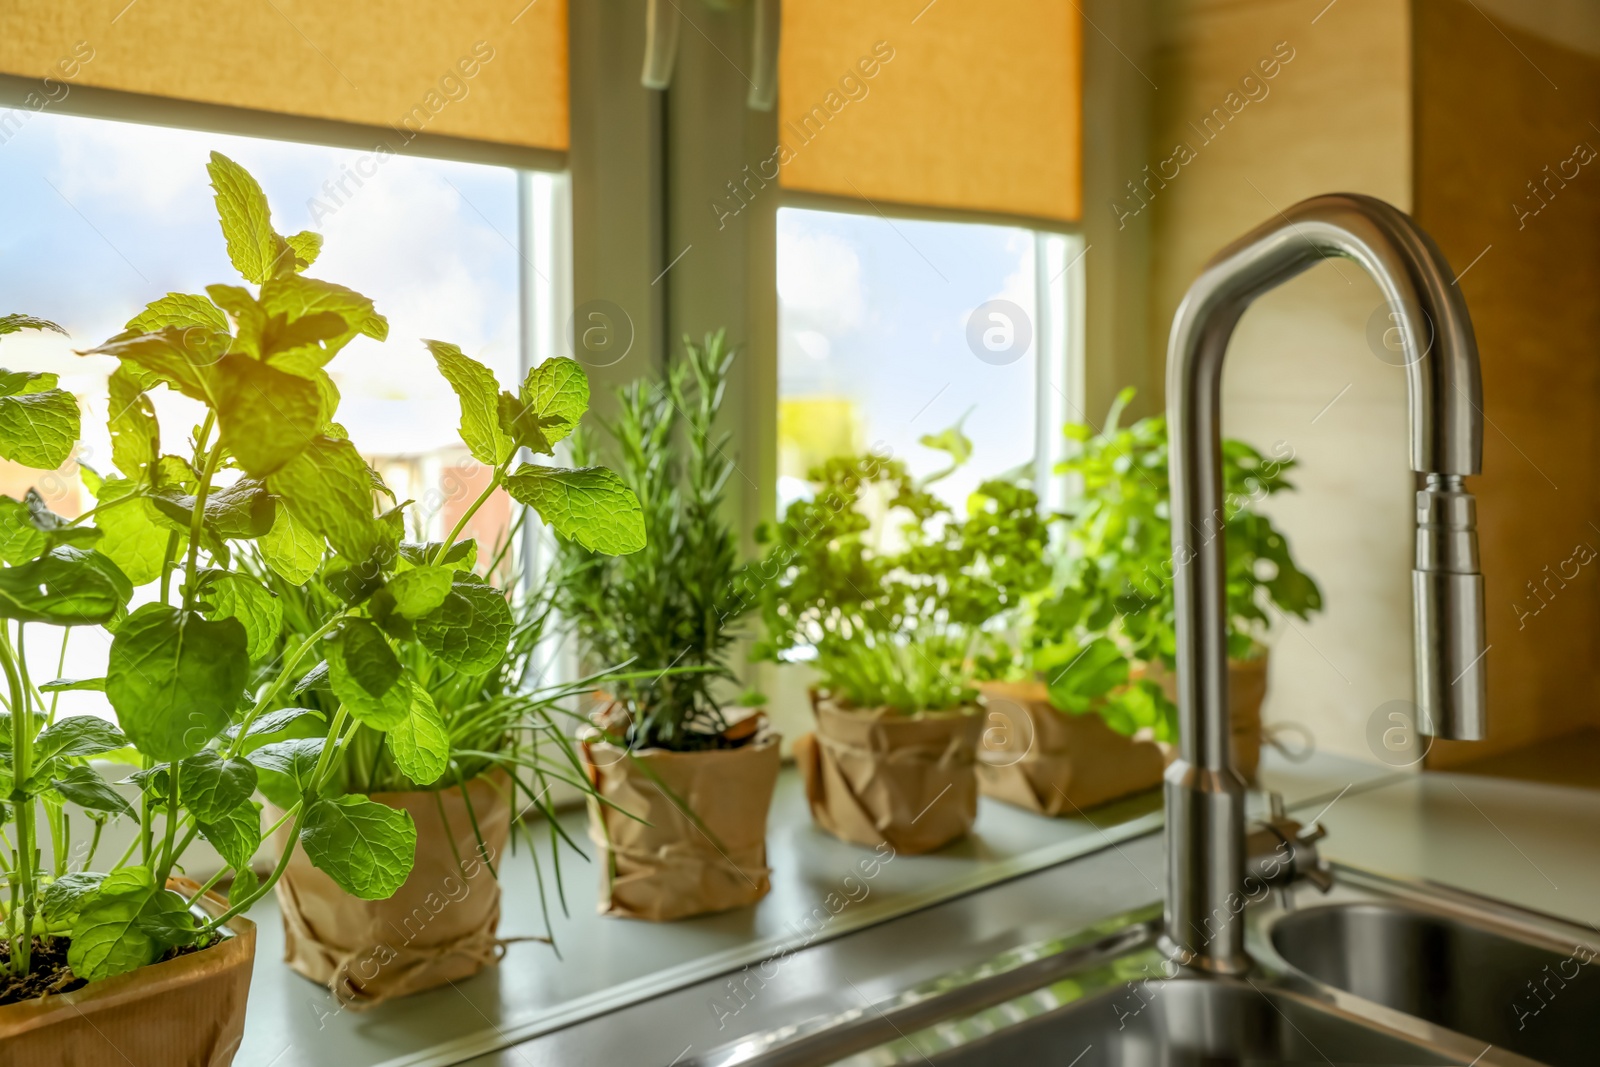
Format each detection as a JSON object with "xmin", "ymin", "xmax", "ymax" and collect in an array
[
  {"xmin": 0, "ymin": 108, "xmax": 566, "ymax": 714},
  {"xmin": 776, "ymin": 206, "xmax": 1082, "ymax": 511}
]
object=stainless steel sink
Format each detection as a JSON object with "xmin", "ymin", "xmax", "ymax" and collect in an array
[{"xmin": 1257, "ymin": 869, "xmax": 1600, "ymax": 1067}]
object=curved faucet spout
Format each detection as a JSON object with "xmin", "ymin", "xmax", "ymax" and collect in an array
[{"xmin": 1161, "ymin": 194, "xmax": 1485, "ymax": 975}]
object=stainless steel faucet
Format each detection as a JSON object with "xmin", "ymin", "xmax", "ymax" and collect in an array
[{"xmin": 1161, "ymin": 194, "xmax": 1486, "ymax": 974}]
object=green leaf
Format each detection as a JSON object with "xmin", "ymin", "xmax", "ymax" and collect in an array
[
  {"xmin": 214, "ymin": 354, "xmax": 322, "ymax": 475},
  {"xmin": 258, "ymin": 500, "xmax": 323, "ymax": 585},
  {"xmin": 504, "ymin": 464, "xmax": 646, "ymax": 555},
  {"xmin": 299, "ymin": 794, "xmax": 415, "ymax": 900},
  {"xmin": 517, "ymin": 356, "xmax": 588, "ymax": 449},
  {"xmin": 224, "ymin": 706, "xmax": 324, "ymax": 747},
  {"xmin": 0, "ymin": 547, "xmax": 129, "ymax": 625},
  {"xmin": 196, "ymin": 799, "xmax": 262, "ymax": 871},
  {"xmin": 0, "ymin": 314, "xmax": 66, "ymax": 338},
  {"xmin": 399, "ymin": 540, "xmax": 477, "ymax": 572},
  {"xmin": 177, "ymin": 751, "xmax": 258, "ymax": 823},
  {"xmin": 39, "ymin": 677, "xmax": 105, "ymax": 694},
  {"xmin": 326, "ymin": 625, "xmax": 409, "ymax": 729},
  {"xmin": 125, "ymin": 292, "xmax": 230, "ymax": 335},
  {"xmin": 107, "ymin": 365, "xmax": 159, "ymax": 481},
  {"xmin": 106, "ymin": 604, "xmax": 249, "ymax": 762},
  {"xmin": 0, "ymin": 378, "xmax": 79, "ymax": 469},
  {"xmin": 22, "ymin": 489, "xmax": 101, "ymax": 551},
  {"xmin": 284, "ymin": 230, "xmax": 323, "ymax": 272},
  {"xmin": 413, "ymin": 577, "xmax": 514, "ymax": 674},
  {"xmin": 40, "ymin": 871, "xmax": 105, "ymax": 927},
  {"xmin": 386, "ymin": 680, "xmax": 448, "ymax": 784},
  {"xmin": 208, "ymin": 151, "xmax": 289, "ymax": 284},
  {"xmin": 260, "ymin": 310, "xmax": 349, "ymax": 362},
  {"xmin": 194, "ymin": 570, "xmax": 282, "ymax": 662},
  {"xmin": 385, "ymin": 566, "xmax": 453, "ymax": 620},
  {"xmin": 425, "ymin": 339, "xmax": 514, "ymax": 465},
  {"xmin": 206, "ymin": 284, "xmax": 266, "ymax": 359},
  {"xmin": 149, "ymin": 477, "xmax": 276, "ymax": 542},
  {"xmin": 0, "ymin": 494, "xmax": 46, "ymax": 564},
  {"xmin": 267, "ymin": 436, "xmax": 391, "ymax": 560},
  {"xmin": 69, "ymin": 867, "xmax": 195, "ymax": 981},
  {"xmin": 78, "ymin": 328, "xmax": 229, "ymax": 404},
  {"xmin": 246, "ymin": 737, "xmax": 324, "ymax": 808},
  {"xmin": 88, "ymin": 476, "xmax": 170, "ymax": 587},
  {"xmin": 35, "ymin": 715, "xmax": 127, "ymax": 761},
  {"xmin": 50, "ymin": 764, "xmax": 134, "ymax": 817},
  {"xmin": 259, "ymin": 274, "xmax": 386, "ymax": 363},
  {"xmin": 1045, "ymin": 637, "xmax": 1130, "ymax": 714}
]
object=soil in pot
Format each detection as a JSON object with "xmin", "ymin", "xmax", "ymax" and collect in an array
[
  {"xmin": 0, "ymin": 882, "xmax": 255, "ymax": 1067},
  {"xmin": 0, "ymin": 933, "xmax": 223, "ymax": 1005},
  {"xmin": 794, "ymin": 693, "xmax": 983, "ymax": 854},
  {"xmin": 975, "ymin": 680, "xmax": 1164, "ymax": 816},
  {"xmin": 273, "ymin": 771, "xmax": 513, "ymax": 1006},
  {"xmin": 584, "ymin": 725, "xmax": 782, "ymax": 923}
]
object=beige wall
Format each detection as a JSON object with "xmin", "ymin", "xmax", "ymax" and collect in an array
[{"xmin": 1144, "ymin": 0, "xmax": 1415, "ymax": 764}]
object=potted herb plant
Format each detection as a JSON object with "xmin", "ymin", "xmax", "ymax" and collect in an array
[
  {"xmin": 554, "ymin": 331, "xmax": 781, "ymax": 922},
  {"xmin": 248, "ymin": 340, "xmax": 645, "ymax": 1003},
  {"xmin": 0, "ymin": 153, "xmax": 443, "ymax": 1064},
  {"xmin": 1043, "ymin": 387, "xmax": 1323, "ymax": 783},
  {"xmin": 752, "ymin": 430, "xmax": 1051, "ymax": 854}
]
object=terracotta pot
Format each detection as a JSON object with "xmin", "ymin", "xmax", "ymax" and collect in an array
[
  {"xmin": 794, "ymin": 693, "xmax": 982, "ymax": 854},
  {"xmin": 583, "ymin": 733, "xmax": 782, "ymax": 922},
  {"xmin": 273, "ymin": 771, "xmax": 512, "ymax": 1007},
  {"xmin": 1138, "ymin": 653, "xmax": 1270, "ymax": 783},
  {"xmin": 0, "ymin": 879, "xmax": 255, "ymax": 1066},
  {"xmin": 975, "ymin": 680, "xmax": 1166, "ymax": 815}
]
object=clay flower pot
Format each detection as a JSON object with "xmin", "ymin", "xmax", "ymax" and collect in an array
[
  {"xmin": 273, "ymin": 771, "xmax": 511, "ymax": 1006},
  {"xmin": 975, "ymin": 680, "xmax": 1165, "ymax": 815},
  {"xmin": 583, "ymin": 731, "xmax": 782, "ymax": 922},
  {"xmin": 794, "ymin": 692, "xmax": 983, "ymax": 854},
  {"xmin": 0, "ymin": 880, "xmax": 255, "ymax": 1067}
]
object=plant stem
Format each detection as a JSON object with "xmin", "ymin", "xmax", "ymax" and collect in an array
[
  {"xmin": 182, "ymin": 419, "xmax": 223, "ymax": 615},
  {"xmin": 153, "ymin": 770, "xmax": 181, "ymax": 888},
  {"xmin": 225, "ymin": 614, "xmax": 346, "ymax": 758},
  {"xmin": 430, "ymin": 468, "xmax": 503, "ymax": 567},
  {"xmin": 0, "ymin": 628, "xmax": 36, "ymax": 976}
]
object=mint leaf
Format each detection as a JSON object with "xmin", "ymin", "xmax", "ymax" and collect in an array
[
  {"xmin": 79, "ymin": 328, "xmax": 228, "ymax": 405},
  {"xmin": 196, "ymin": 799, "xmax": 262, "ymax": 871},
  {"xmin": 413, "ymin": 577, "xmax": 514, "ymax": 674},
  {"xmin": 0, "ymin": 314, "xmax": 66, "ymax": 338},
  {"xmin": 258, "ymin": 500, "xmax": 323, "ymax": 585},
  {"xmin": 338, "ymin": 618, "xmax": 400, "ymax": 698},
  {"xmin": 40, "ymin": 871, "xmax": 105, "ymax": 926},
  {"xmin": 214, "ymin": 354, "xmax": 321, "ymax": 475},
  {"xmin": 284, "ymin": 230, "xmax": 323, "ymax": 272},
  {"xmin": 176, "ymin": 751, "xmax": 257, "ymax": 823},
  {"xmin": 0, "ymin": 378, "xmax": 79, "ymax": 470},
  {"xmin": 299, "ymin": 795, "xmax": 415, "ymax": 900},
  {"xmin": 504, "ymin": 464, "xmax": 646, "ymax": 555},
  {"xmin": 426, "ymin": 339, "xmax": 514, "ymax": 465},
  {"xmin": 399, "ymin": 540, "xmax": 476, "ymax": 572},
  {"xmin": 267, "ymin": 436, "xmax": 390, "ymax": 560},
  {"xmin": 518, "ymin": 356, "xmax": 588, "ymax": 448},
  {"xmin": 206, "ymin": 284, "xmax": 266, "ymax": 359},
  {"xmin": 0, "ymin": 546, "xmax": 129, "ymax": 625},
  {"xmin": 259, "ymin": 274, "xmax": 386, "ymax": 363},
  {"xmin": 0, "ymin": 494, "xmax": 46, "ymax": 564},
  {"xmin": 194, "ymin": 570, "xmax": 282, "ymax": 662},
  {"xmin": 106, "ymin": 604, "xmax": 249, "ymax": 762},
  {"xmin": 246, "ymin": 737, "xmax": 324, "ymax": 808},
  {"xmin": 50, "ymin": 765, "xmax": 134, "ymax": 818},
  {"xmin": 224, "ymin": 706, "xmax": 324, "ymax": 746},
  {"xmin": 208, "ymin": 151, "xmax": 289, "ymax": 284},
  {"xmin": 107, "ymin": 365, "xmax": 159, "ymax": 480},
  {"xmin": 326, "ymin": 628, "xmax": 410, "ymax": 730},
  {"xmin": 35, "ymin": 715, "xmax": 127, "ymax": 762},
  {"xmin": 125, "ymin": 292, "xmax": 230, "ymax": 335},
  {"xmin": 150, "ymin": 477, "xmax": 275, "ymax": 540},
  {"xmin": 385, "ymin": 565, "xmax": 452, "ymax": 620},
  {"xmin": 386, "ymin": 680, "xmax": 448, "ymax": 785},
  {"xmin": 88, "ymin": 476, "xmax": 170, "ymax": 586},
  {"xmin": 68, "ymin": 867, "xmax": 194, "ymax": 981}
]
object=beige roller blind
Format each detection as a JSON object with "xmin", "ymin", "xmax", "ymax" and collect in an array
[
  {"xmin": 0, "ymin": 0, "xmax": 568, "ymax": 152},
  {"xmin": 777, "ymin": 0, "xmax": 1081, "ymax": 224}
]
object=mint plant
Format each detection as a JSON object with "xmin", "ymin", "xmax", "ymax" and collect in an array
[
  {"xmin": 751, "ymin": 430, "xmax": 1051, "ymax": 714},
  {"xmin": 0, "ymin": 150, "xmax": 643, "ymax": 1000}
]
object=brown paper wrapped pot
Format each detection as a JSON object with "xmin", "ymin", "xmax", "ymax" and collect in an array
[
  {"xmin": 975, "ymin": 680, "xmax": 1165, "ymax": 816},
  {"xmin": 0, "ymin": 880, "xmax": 255, "ymax": 1067},
  {"xmin": 584, "ymin": 733, "xmax": 781, "ymax": 922},
  {"xmin": 1139, "ymin": 654, "xmax": 1270, "ymax": 782},
  {"xmin": 795, "ymin": 694, "xmax": 982, "ymax": 854},
  {"xmin": 273, "ymin": 771, "xmax": 512, "ymax": 1007}
]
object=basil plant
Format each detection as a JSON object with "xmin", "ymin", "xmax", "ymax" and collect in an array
[{"xmin": 0, "ymin": 151, "xmax": 642, "ymax": 994}]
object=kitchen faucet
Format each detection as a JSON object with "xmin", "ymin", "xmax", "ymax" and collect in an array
[{"xmin": 1161, "ymin": 194, "xmax": 1486, "ymax": 974}]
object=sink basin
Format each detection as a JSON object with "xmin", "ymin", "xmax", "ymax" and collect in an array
[
  {"xmin": 1270, "ymin": 899, "xmax": 1599, "ymax": 1067},
  {"xmin": 897, "ymin": 974, "xmax": 1456, "ymax": 1066}
]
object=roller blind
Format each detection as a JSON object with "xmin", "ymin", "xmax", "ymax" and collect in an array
[
  {"xmin": 0, "ymin": 0, "xmax": 568, "ymax": 152},
  {"xmin": 777, "ymin": 0, "xmax": 1082, "ymax": 225}
]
